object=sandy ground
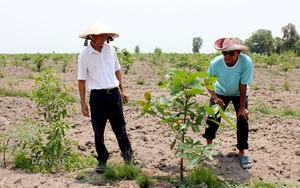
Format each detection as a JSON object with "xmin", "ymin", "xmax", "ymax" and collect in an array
[{"xmin": 0, "ymin": 58, "xmax": 300, "ymax": 187}]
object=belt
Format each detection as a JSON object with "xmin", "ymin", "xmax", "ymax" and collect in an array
[{"xmin": 92, "ymin": 87, "xmax": 119, "ymax": 94}]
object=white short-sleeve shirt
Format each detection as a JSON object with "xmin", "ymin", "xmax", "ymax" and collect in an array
[{"xmin": 78, "ymin": 43, "xmax": 121, "ymax": 90}]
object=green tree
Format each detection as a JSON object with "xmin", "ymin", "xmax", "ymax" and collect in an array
[
  {"xmin": 192, "ymin": 37, "xmax": 203, "ymax": 53},
  {"xmin": 274, "ymin": 37, "xmax": 283, "ymax": 54},
  {"xmin": 281, "ymin": 23, "xmax": 299, "ymax": 52},
  {"xmin": 134, "ymin": 45, "xmax": 140, "ymax": 54},
  {"xmin": 154, "ymin": 47, "xmax": 162, "ymax": 55},
  {"xmin": 294, "ymin": 40, "xmax": 300, "ymax": 55},
  {"xmin": 245, "ymin": 29, "xmax": 274, "ymax": 54}
]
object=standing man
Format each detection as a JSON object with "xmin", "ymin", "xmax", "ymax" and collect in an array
[
  {"xmin": 78, "ymin": 21, "xmax": 134, "ymax": 173},
  {"xmin": 203, "ymin": 38, "xmax": 253, "ymax": 169}
]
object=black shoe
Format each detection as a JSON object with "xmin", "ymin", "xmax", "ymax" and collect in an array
[
  {"xmin": 122, "ymin": 152, "xmax": 136, "ymax": 166},
  {"xmin": 95, "ymin": 163, "xmax": 106, "ymax": 173}
]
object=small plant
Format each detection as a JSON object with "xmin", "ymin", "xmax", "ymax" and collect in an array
[
  {"xmin": 279, "ymin": 61, "xmax": 293, "ymax": 80},
  {"xmin": 265, "ymin": 53, "xmax": 279, "ymax": 70},
  {"xmin": 16, "ymin": 69, "xmax": 79, "ymax": 173},
  {"xmin": 138, "ymin": 69, "xmax": 235, "ymax": 181},
  {"xmin": 0, "ymin": 129, "xmax": 18, "ymax": 167},
  {"xmin": 0, "ymin": 54, "xmax": 7, "ymax": 67},
  {"xmin": 62, "ymin": 59, "xmax": 69, "ymax": 73},
  {"xmin": 32, "ymin": 53, "xmax": 46, "ymax": 72},
  {"xmin": 279, "ymin": 61, "xmax": 293, "ymax": 91},
  {"xmin": 118, "ymin": 48, "xmax": 134, "ymax": 74}
]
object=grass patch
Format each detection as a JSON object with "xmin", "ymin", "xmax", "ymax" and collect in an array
[
  {"xmin": 22, "ymin": 74, "xmax": 36, "ymax": 79},
  {"xmin": 280, "ymin": 108, "xmax": 300, "ymax": 117},
  {"xmin": 267, "ymin": 87, "xmax": 276, "ymax": 91},
  {"xmin": 136, "ymin": 80, "xmax": 144, "ymax": 85},
  {"xmin": 103, "ymin": 163, "xmax": 140, "ymax": 181},
  {"xmin": 180, "ymin": 165, "xmax": 222, "ymax": 188},
  {"xmin": 102, "ymin": 162, "xmax": 153, "ymax": 188},
  {"xmin": 254, "ymin": 64, "xmax": 268, "ymax": 69},
  {"xmin": 0, "ymin": 70, "xmax": 4, "ymax": 78},
  {"xmin": 0, "ymin": 87, "xmax": 30, "ymax": 98},
  {"xmin": 135, "ymin": 174, "xmax": 153, "ymax": 188},
  {"xmin": 124, "ymin": 100, "xmax": 139, "ymax": 107},
  {"xmin": 250, "ymin": 181, "xmax": 300, "ymax": 188},
  {"xmin": 252, "ymin": 85, "xmax": 261, "ymax": 90},
  {"xmin": 250, "ymin": 105, "xmax": 273, "ymax": 115},
  {"xmin": 250, "ymin": 101, "xmax": 300, "ymax": 118}
]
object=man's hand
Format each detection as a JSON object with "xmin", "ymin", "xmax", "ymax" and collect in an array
[
  {"xmin": 121, "ymin": 92, "xmax": 129, "ymax": 104},
  {"xmin": 213, "ymin": 97, "xmax": 225, "ymax": 109},
  {"xmin": 81, "ymin": 102, "xmax": 90, "ymax": 117},
  {"xmin": 238, "ymin": 108, "xmax": 249, "ymax": 122}
]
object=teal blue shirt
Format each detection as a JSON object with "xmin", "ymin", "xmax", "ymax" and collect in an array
[{"xmin": 207, "ymin": 53, "xmax": 253, "ymax": 96}]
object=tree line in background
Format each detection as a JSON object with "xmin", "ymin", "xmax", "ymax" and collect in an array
[{"xmin": 134, "ymin": 23, "xmax": 300, "ymax": 56}]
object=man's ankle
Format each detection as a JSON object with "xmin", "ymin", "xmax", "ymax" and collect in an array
[
  {"xmin": 238, "ymin": 150, "xmax": 245, "ymax": 157},
  {"xmin": 207, "ymin": 139, "xmax": 213, "ymax": 145}
]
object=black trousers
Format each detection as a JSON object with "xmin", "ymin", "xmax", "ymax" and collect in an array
[
  {"xmin": 89, "ymin": 89, "xmax": 133, "ymax": 163},
  {"xmin": 202, "ymin": 94, "xmax": 249, "ymax": 150}
]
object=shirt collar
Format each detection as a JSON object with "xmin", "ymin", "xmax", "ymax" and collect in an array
[{"xmin": 87, "ymin": 43, "xmax": 108, "ymax": 54}]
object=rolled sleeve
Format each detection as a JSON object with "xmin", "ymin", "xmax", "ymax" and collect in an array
[{"xmin": 78, "ymin": 54, "xmax": 87, "ymax": 80}]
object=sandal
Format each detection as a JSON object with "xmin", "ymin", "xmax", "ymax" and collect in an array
[{"xmin": 239, "ymin": 156, "xmax": 252, "ymax": 169}]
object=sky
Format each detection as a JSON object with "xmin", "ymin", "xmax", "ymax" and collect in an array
[{"xmin": 0, "ymin": 0, "xmax": 299, "ymax": 54}]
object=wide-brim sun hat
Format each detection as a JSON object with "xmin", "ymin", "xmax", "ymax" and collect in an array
[
  {"xmin": 214, "ymin": 37, "xmax": 248, "ymax": 53},
  {"xmin": 79, "ymin": 21, "xmax": 119, "ymax": 39}
]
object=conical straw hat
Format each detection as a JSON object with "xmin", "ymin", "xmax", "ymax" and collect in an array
[{"xmin": 79, "ymin": 21, "xmax": 119, "ymax": 39}]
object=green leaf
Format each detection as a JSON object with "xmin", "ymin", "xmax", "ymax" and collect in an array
[
  {"xmin": 205, "ymin": 77, "xmax": 218, "ymax": 84},
  {"xmin": 171, "ymin": 91, "xmax": 184, "ymax": 101},
  {"xmin": 188, "ymin": 155, "xmax": 201, "ymax": 168},
  {"xmin": 219, "ymin": 106, "xmax": 237, "ymax": 129},
  {"xmin": 170, "ymin": 85, "xmax": 182, "ymax": 92},
  {"xmin": 156, "ymin": 106, "xmax": 165, "ymax": 116},
  {"xmin": 203, "ymin": 142, "xmax": 219, "ymax": 150},
  {"xmin": 206, "ymin": 84, "xmax": 215, "ymax": 91},
  {"xmin": 170, "ymin": 139, "xmax": 176, "ymax": 150},
  {"xmin": 192, "ymin": 72, "xmax": 210, "ymax": 78},
  {"xmin": 188, "ymin": 88, "xmax": 205, "ymax": 96},
  {"xmin": 159, "ymin": 96, "xmax": 167, "ymax": 105},
  {"xmin": 137, "ymin": 100, "xmax": 148, "ymax": 106},
  {"xmin": 203, "ymin": 105, "xmax": 215, "ymax": 117},
  {"xmin": 203, "ymin": 153, "xmax": 214, "ymax": 160},
  {"xmin": 171, "ymin": 69, "xmax": 187, "ymax": 77},
  {"xmin": 191, "ymin": 124, "xmax": 200, "ymax": 132},
  {"xmin": 143, "ymin": 109, "xmax": 157, "ymax": 115},
  {"xmin": 178, "ymin": 152, "xmax": 192, "ymax": 158},
  {"xmin": 144, "ymin": 92, "xmax": 151, "ymax": 101},
  {"xmin": 178, "ymin": 143, "xmax": 197, "ymax": 153}
]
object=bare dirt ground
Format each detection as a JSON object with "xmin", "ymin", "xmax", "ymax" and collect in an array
[{"xmin": 0, "ymin": 58, "xmax": 300, "ymax": 187}]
